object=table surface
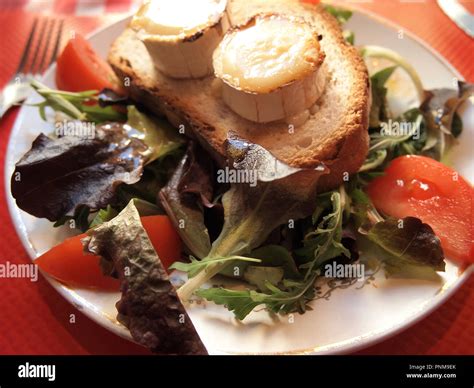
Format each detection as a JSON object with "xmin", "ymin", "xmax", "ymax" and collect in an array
[{"xmin": 0, "ymin": 0, "xmax": 472, "ymax": 355}]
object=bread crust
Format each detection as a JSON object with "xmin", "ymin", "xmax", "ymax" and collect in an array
[{"xmin": 109, "ymin": 0, "xmax": 370, "ymax": 191}]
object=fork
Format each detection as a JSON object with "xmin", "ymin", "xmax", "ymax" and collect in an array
[{"xmin": 0, "ymin": 17, "xmax": 64, "ymax": 119}]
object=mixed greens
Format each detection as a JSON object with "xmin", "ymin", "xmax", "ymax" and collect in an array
[{"xmin": 13, "ymin": 62, "xmax": 460, "ymax": 320}]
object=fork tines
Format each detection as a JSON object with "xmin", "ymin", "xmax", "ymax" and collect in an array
[{"xmin": 16, "ymin": 17, "xmax": 64, "ymax": 77}]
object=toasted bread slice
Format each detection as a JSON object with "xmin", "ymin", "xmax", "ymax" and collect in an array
[{"xmin": 108, "ymin": 0, "xmax": 370, "ymax": 191}]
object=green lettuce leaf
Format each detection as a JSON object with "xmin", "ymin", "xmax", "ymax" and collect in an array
[
  {"xmin": 295, "ymin": 191, "xmax": 352, "ymax": 274},
  {"xmin": 243, "ymin": 266, "xmax": 285, "ymax": 292},
  {"xmin": 216, "ymin": 244, "xmax": 300, "ymax": 290},
  {"xmin": 251, "ymin": 245, "xmax": 301, "ymax": 279},
  {"xmin": 89, "ymin": 205, "xmax": 118, "ymax": 228},
  {"xmin": 125, "ymin": 106, "xmax": 184, "ymax": 163}
]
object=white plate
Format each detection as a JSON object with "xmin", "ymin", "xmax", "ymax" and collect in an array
[{"xmin": 5, "ymin": 10, "xmax": 473, "ymax": 355}]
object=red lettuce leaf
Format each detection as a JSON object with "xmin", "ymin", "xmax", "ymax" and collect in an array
[
  {"xmin": 82, "ymin": 201, "xmax": 207, "ymax": 355},
  {"xmin": 11, "ymin": 123, "xmax": 149, "ymax": 221}
]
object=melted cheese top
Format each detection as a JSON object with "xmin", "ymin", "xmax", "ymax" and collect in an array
[
  {"xmin": 214, "ymin": 15, "xmax": 321, "ymax": 93},
  {"xmin": 131, "ymin": 0, "xmax": 227, "ymax": 37}
]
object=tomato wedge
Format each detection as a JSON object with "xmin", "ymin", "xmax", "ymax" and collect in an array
[
  {"xmin": 367, "ymin": 155, "xmax": 474, "ymax": 263},
  {"xmin": 36, "ymin": 215, "xmax": 182, "ymax": 290},
  {"xmin": 141, "ymin": 216, "xmax": 182, "ymax": 270},
  {"xmin": 55, "ymin": 34, "xmax": 121, "ymax": 93},
  {"xmin": 36, "ymin": 232, "xmax": 119, "ymax": 290}
]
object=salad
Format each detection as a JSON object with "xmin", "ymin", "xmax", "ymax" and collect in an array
[{"xmin": 10, "ymin": 6, "xmax": 473, "ymax": 354}]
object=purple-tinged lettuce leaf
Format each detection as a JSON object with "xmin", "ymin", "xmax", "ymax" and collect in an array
[
  {"xmin": 367, "ymin": 216, "xmax": 445, "ymax": 272},
  {"xmin": 159, "ymin": 143, "xmax": 214, "ymax": 259},
  {"xmin": 11, "ymin": 123, "xmax": 148, "ymax": 221},
  {"xmin": 82, "ymin": 200, "xmax": 207, "ymax": 355},
  {"xmin": 210, "ymin": 137, "xmax": 329, "ymax": 258},
  {"xmin": 421, "ymin": 81, "xmax": 473, "ymax": 137},
  {"xmin": 348, "ymin": 187, "xmax": 445, "ymax": 277}
]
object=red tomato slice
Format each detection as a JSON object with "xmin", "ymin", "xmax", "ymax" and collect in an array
[
  {"xmin": 367, "ymin": 155, "xmax": 474, "ymax": 263},
  {"xmin": 55, "ymin": 34, "xmax": 120, "ymax": 93},
  {"xmin": 35, "ymin": 232, "xmax": 119, "ymax": 290},
  {"xmin": 141, "ymin": 215, "xmax": 183, "ymax": 271},
  {"xmin": 36, "ymin": 215, "xmax": 182, "ymax": 290}
]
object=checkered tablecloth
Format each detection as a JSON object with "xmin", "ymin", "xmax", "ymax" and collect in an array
[{"xmin": 1, "ymin": 0, "xmax": 140, "ymax": 15}]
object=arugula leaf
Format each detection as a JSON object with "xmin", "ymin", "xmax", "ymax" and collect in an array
[
  {"xmin": 192, "ymin": 187, "xmax": 440, "ymax": 320},
  {"xmin": 197, "ymin": 288, "xmax": 267, "ymax": 321},
  {"xmin": 215, "ymin": 244, "xmax": 300, "ymax": 291},
  {"xmin": 82, "ymin": 200, "xmax": 207, "ymax": 354},
  {"xmin": 11, "ymin": 123, "xmax": 149, "ymax": 221},
  {"xmin": 217, "ymin": 245, "xmax": 301, "ymax": 281},
  {"xmin": 295, "ymin": 191, "xmax": 351, "ymax": 275},
  {"xmin": 196, "ymin": 190, "xmax": 355, "ymax": 320},
  {"xmin": 79, "ymin": 103, "xmax": 126, "ymax": 123},
  {"xmin": 196, "ymin": 272, "xmax": 319, "ymax": 320},
  {"xmin": 176, "ymin": 136, "xmax": 328, "ymax": 301}
]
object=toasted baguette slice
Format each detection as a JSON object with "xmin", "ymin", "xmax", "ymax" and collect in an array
[{"xmin": 108, "ymin": 0, "xmax": 370, "ymax": 191}]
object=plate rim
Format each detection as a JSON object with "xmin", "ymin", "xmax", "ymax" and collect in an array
[{"xmin": 4, "ymin": 10, "xmax": 473, "ymax": 355}]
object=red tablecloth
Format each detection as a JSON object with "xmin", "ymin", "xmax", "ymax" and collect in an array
[{"xmin": 0, "ymin": 0, "xmax": 472, "ymax": 355}]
